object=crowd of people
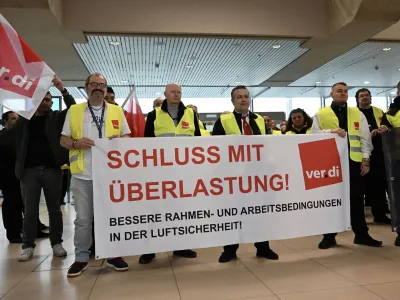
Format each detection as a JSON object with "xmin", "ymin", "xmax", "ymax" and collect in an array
[{"xmin": 0, "ymin": 73, "xmax": 399, "ymax": 278}]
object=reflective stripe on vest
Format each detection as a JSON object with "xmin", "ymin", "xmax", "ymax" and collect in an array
[
  {"xmin": 69, "ymin": 102, "xmax": 123, "ymax": 175},
  {"xmin": 220, "ymin": 113, "xmax": 266, "ymax": 135},
  {"xmin": 318, "ymin": 106, "xmax": 362, "ymax": 162},
  {"xmin": 386, "ymin": 111, "xmax": 400, "ymax": 128},
  {"xmin": 285, "ymin": 128, "xmax": 311, "ymax": 135},
  {"xmin": 154, "ymin": 107, "xmax": 195, "ymax": 137},
  {"xmin": 372, "ymin": 106, "xmax": 383, "ymax": 126}
]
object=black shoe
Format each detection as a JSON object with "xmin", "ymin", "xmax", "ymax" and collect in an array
[
  {"xmin": 67, "ymin": 262, "xmax": 88, "ymax": 278},
  {"xmin": 172, "ymin": 249, "xmax": 197, "ymax": 258},
  {"xmin": 256, "ymin": 248, "xmax": 279, "ymax": 260},
  {"xmin": 318, "ymin": 237, "xmax": 337, "ymax": 249},
  {"xmin": 37, "ymin": 231, "xmax": 50, "ymax": 238},
  {"xmin": 354, "ymin": 234, "xmax": 382, "ymax": 247},
  {"xmin": 40, "ymin": 224, "xmax": 49, "ymax": 231},
  {"xmin": 107, "ymin": 257, "xmax": 128, "ymax": 272},
  {"xmin": 139, "ymin": 253, "xmax": 156, "ymax": 264},
  {"xmin": 218, "ymin": 252, "xmax": 237, "ymax": 263},
  {"xmin": 9, "ymin": 237, "xmax": 22, "ymax": 244},
  {"xmin": 374, "ymin": 216, "xmax": 391, "ymax": 225},
  {"xmin": 395, "ymin": 235, "xmax": 400, "ymax": 247}
]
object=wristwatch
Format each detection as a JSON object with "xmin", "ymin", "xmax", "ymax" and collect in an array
[{"xmin": 362, "ymin": 158, "xmax": 370, "ymax": 166}]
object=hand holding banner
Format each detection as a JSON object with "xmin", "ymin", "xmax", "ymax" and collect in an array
[{"xmin": 0, "ymin": 14, "xmax": 55, "ymax": 119}]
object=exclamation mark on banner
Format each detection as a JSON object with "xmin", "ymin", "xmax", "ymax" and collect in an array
[
  {"xmin": 239, "ymin": 221, "xmax": 242, "ymax": 229},
  {"xmin": 285, "ymin": 174, "xmax": 289, "ymax": 190}
]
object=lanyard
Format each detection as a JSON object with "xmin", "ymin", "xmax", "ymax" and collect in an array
[{"xmin": 88, "ymin": 104, "xmax": 105, "ymax": 138}]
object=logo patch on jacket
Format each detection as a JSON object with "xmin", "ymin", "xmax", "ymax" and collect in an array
[
  {"xmin": 111, "ymin": 120, "xmax": 119, "ymax": 129},
  {"xmin": 354, "ymin": 122, "xmax": 359, "ymax": 130},
  {"xmin": 181, "ymin": 121, "xmax": 189, "ymax": 129}
]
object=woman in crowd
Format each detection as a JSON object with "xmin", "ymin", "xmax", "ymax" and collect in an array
[{"xmin": 285, "ymin": 108, "xmax": 313, "ymax": 135}]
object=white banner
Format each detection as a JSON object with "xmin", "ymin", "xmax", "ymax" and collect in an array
[{"xmin": 92, "ymin": 134, "xmax": 350, "ymax": 259}]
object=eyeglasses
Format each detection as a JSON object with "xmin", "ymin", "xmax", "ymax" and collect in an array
[{"xmin": 87, "ymin": 82, "xmax": 107, "ymax": 88}]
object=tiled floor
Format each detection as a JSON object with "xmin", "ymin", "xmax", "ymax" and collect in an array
[{"xmin": 0, "ymin": 203, "xmax": 399, "ymax": 300}]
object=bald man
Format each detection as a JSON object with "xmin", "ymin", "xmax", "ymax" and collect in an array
[
  {"xmin": 153, "ymin": 97, "xmax": 164, "ymax": 108},
  {"xmin": 141, "ymin": 83, "xmax": 201, "ymax": 264}
]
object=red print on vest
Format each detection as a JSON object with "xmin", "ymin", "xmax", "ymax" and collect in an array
[
  {"xmin": 111, "ymin": 120, "xmax": 119, "ymax": 129},
  {"xmin": 354, "ymin": 122, "xmax": 359, "ymax": 130},
  {"xmin": 181, "ymin": 121, "xmax": 189, "ymax": 129}
]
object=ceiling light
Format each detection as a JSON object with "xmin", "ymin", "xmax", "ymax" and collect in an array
[
  {"xmin": 364, "ymin": 81, "xmax": 370, "ymax": 84},
  {"xmin": 383, "ymin": 47, "xmax": 391, "ymax": 51},
  {"xmin": 232, "ymin": 42, "xmax": 241, "ymax": 47},
  {"xmin": 121, "ymin": 80, "xmax": 128, "ymax": 84},
  {"xmin": 155, "ymin": 92, "xmax": 161, "ymax": 96},
  {"xmin": 186, "ymin": 65, "xmax": 193, "ymax": 68},
  {"xmin": 156, "ymin": 41, "xmax": 165, "ymax": 46},
  {"xmin": 316, "ymin": 81, "xmax": 322, "ymax": 84},
  {"xmin": 110, "ymin": 41, "xmax": 120, "ymax": 46},
  {"xmin": 391, "ymin": 91, "xmax": 397, "ymax": 94},
  {"xmin": 235, "ymin": 81, "xmax": 241, "ymax": 84},
  {"xmin": 272, "ymin": 45, "xmax": 281, "ymax": 49}
]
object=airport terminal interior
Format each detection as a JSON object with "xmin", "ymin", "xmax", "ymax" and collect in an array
[{"xmin": 1, "ymin": 0, "xmax": 400, "ymax": 299}]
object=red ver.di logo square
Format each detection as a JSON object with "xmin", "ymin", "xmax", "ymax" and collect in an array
[{"xmin": 298, "ymin": 138, "xmax": 343, "ymax": 190}]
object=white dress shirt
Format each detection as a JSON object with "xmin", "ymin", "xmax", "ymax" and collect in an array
[
  {"xmin": 311, "ymin": 110, "xmax": 373, "ymax": 159},
  {"xmin": 235, "ymin": 111, "xmax": 252, "ymax": 135}
]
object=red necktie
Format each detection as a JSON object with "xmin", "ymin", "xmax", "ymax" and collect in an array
[{"xmin": 242, "ymin": 116, "xmax": 252, "ymax": 135}]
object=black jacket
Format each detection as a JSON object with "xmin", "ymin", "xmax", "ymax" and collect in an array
[
  {"xmin": 212, "ymin": 111, "xmax": 269, "ymax": 136},
  {"xmin": 381, "ymin": 96, "xmax": 400, "ymax": 128},
  {"xmin": 0, "ymin": 94, "xmax": 75, "ymax": 179},
  {"xmin": 144, "ymin": 99, "xmax": 201, "ymax": 137}
]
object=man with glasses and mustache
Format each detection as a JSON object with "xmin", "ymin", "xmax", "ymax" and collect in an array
[
  {"xmin": 0, "ymin": 77, "xmax": 73, "ymax": 261},
  {"xmin": 61, "ymin": 73, "xmax": 131, "ymax": 277}
]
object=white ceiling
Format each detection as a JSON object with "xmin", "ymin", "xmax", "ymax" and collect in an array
[
  {"xmin": 73, "ymin": 36, "xmax": 307, "ymax": 98},
  {"xmin": 57, "ymin": 36, "xmax": 400, "ymax": 100}
]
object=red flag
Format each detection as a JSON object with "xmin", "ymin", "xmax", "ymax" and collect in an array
[
  {"xmin": 0, "ymin": 14, "xmax": 55, "ymax": 119},
  {"xmin": 124, "ymin": 87, "xmax": 146, "ymax": 137}
]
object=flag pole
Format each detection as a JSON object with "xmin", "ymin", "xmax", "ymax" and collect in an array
[{"xmin": 121, "ymin": 85, "xmax": 135, "ymax": 109}]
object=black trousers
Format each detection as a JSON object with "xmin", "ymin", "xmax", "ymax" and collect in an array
[
  {"xmin": 223, "ymin": 241, "xmax": 270, "ymax": 255},
  {"xmin": 20, "ymin": 169, "xmax": 63, "ymax": 249},
  {"xmin": 60, "ymin": 170, "xmax": 70, "ymax": 205},
  {"xmin": 1, "ymin": 184, "xmax": 24, "ymax": 241},
  {"xmin": 324, "ymin": 162, "xmax": 368, "ymax": 239},
  {"xmin": 364, "ymin": 153, "xmax": 388, "ymax": 219}
]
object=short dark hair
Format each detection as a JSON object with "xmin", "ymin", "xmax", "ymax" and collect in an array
[
  {"xmin": 332, "ymin": 82, "xmax": 347, "ymax": 89},
  {"xmin": 2, "ymin": 111, "xmax": 14, "ymax": 126},
  {"xmin": 107, "ymin": 87, "xmax": 115, "ymax": 94},
  {"xmin": 85, "ymin": 72, "xmax": 107, "ymax": 87},
  {"xmin": 355, "ymin": 88, "xmax": 371, "ymax": 100},
  {"xmin": 231, "ymin": 85, "xmax": 249, "ymax": 99}
]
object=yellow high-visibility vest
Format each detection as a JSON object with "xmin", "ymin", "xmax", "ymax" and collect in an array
[
  {"xmin": 372, "ymin": 106, "xmax": 383, "ymax": 126},
  {"xmin": 386, "ymin": 110, "xmax": 400, "ymax": 128},
  {"xmin": 154, "ymin": 107, "xmax": 195, "ymax": 137},
  {"xmin": 318, "ymin": 106, "xmax": 362, "ymax": 162},
  {"xmin": 220, "ymin": 113, "xmax": 265, "ymax": 135},
  {"xmin": 200, "ymin": 129, "xmax": 211, "ymax": 136},
  {"xmin": 69, "ymin": 102, "xmax": 123, "ymax": 174},
  {"xmin": 272, "ymin": 130, "xmax": 282, "ymax": 135},
  {"xmin": 285, "ymin": 128, "xmax": 311, "ymax": 135}
]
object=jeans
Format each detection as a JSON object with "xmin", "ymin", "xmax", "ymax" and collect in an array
[{"xmin": 20, "ymin": 168, "xmax": 63, "ymax": 249}]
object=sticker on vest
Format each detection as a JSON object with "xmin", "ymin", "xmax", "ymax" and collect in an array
[
  {"xmin": 354, "ymin": 122, "xmax": 360, "ymax": 130},
  {"xmin": 112, "ymin": 120, "xmax": 119, "ymax": 129},
  {"xmin": 181, "ymin": 121, "xmax": 189, "ymax": 129}
]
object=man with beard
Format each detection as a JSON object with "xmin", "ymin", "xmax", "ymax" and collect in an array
[{"xmin": 61, "ymin": 73, "xmax": 131, "ymax": 277}]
